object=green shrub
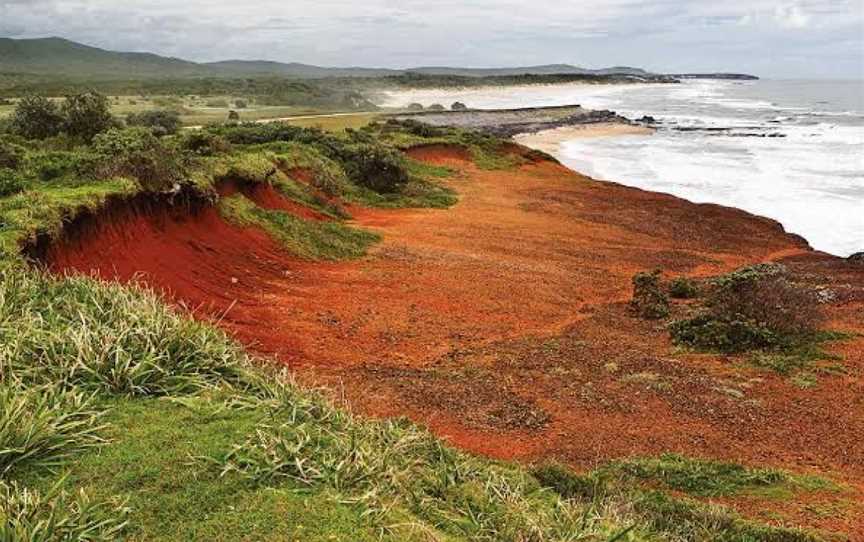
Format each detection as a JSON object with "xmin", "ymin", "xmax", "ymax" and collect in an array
[
  {"xmin": 669, "ymin": 314, "xmax": 777, "ymax": 353},
  {"xmin": 61, "ymin": 91, "xmax": 117, "ymax": 142},
  {"xmin": 180, "ymin": 131, "xmax": 232, "ymax": 156},
  {"xmin": 630, "ymin": 269, "xmax": 670, "ymax": 319},
  {"xmin": 0, "ymin": 139, "xmax": 25, "ymax": 170},
  {"xmin": 0, "ymin": 168, "xmax": 25, "ymax": 197},
  {"xmin": 90, "ymin": 127, "xmax": 186, "ymax": 191},
  {"xmin": 126, "ymin": 109, "xmax": 181, "ymax": 136},
  {"xmin": 670, "ymin": 264, "xmax": 824, "ymax": 353},
  {"xmin": 9, "ymin": 95, "xmax": 64, "ymax": 140},
  {"xmin": 0, "ymin": 480, "xmax": 127, "ymax": 541},
  {"xmin": 227, "ymin": 110, "xmax": 240, "ymax": 122},
  {"xmin": 669, "ymin": 277, "xmax": 699, "ymax": 299},
  {"xmin": 234, "ymin": 99, "xmax": 248, "ymax": 109},
  {"xmin": 341, "ymin": 143, "xmax": 409, "ymax": 193}
]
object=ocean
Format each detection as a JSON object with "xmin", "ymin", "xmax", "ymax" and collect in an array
[{"xmin": 379, "ymin": 79, "xmax": 864, "ymax": 257}]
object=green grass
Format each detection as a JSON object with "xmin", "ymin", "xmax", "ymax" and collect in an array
[
  {"xmin": 219, "ymin": 194, "xmax": 379, "ymax": 260},
  {"xmin": 2, "ymin": 267, "xmax": 840, "ymax": 541}
]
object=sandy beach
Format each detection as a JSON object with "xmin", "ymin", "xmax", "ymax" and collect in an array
[{"xmin": 513, "ymin": 122, "xmax": 654, "ymax": 155}]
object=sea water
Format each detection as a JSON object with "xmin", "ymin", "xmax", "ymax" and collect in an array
[{"xmin": 379, "ymin": 80, "xmax": 864, "ymax": 257}]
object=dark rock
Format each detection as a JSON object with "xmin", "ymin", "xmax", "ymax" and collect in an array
[
  {"xmin": 638, "ymin": 115, "xmax": 657, "ymax": 123},
  {"xmin": 848, "ymin": 252, "xmax": 864, "ymax": 265}
]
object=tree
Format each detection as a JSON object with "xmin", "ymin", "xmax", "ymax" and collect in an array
[
  {"xmin": 126, "ymin": 110, "xmax": 182, "ymax": 137},
  {"xmin": 227, "ymin": 110, "xmax": 240, "ymax": 122},
  {"xmin": 62, "ymin": 91, "xmax": 115, "ymax": 142},
  {"xmin": 9, "ymin": 95, "xmax": 63, "ymax": 140},
  {"xmin": 451, "ymin": 102, "xmax": 468, "ymax": 111}
]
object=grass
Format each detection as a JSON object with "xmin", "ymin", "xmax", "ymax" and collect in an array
[
  {"xmin": 219, "ymin": 194, "xmax": 379, "ymax": 260},
  {"xmin": 0, "ymin": 267, "xmax": 837, "ymax": 541}
]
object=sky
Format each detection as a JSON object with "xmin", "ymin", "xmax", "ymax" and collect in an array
[{"xmin": 1, "ymin": 0, "xmax": 862, "ymax": 78}]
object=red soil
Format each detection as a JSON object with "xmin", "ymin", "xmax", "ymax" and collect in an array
[{"xmin": 36, "ymin": 149, "xmax": 864, "ymax": 537}]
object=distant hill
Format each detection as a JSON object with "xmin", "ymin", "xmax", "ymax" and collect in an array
[
  {"xmin": 0, "ymin": 37, "xmax": 210, "ymax": 78},
  {"xmin": 0, "ymin": 37, "xmax": 757, "ymax": 81}
]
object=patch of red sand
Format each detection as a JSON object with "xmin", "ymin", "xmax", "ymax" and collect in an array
[{"xmin": 36, "ymin": 152, "xmax": 864, "ymax": 537}]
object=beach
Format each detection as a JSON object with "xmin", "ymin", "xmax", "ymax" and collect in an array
[
  {"xmin": 381, "ymin": 79, "xmax": 864, "ymax": 257},
  {"xmin": 513, "ymin": 122, "xmax": 654, "ymax": 154}
]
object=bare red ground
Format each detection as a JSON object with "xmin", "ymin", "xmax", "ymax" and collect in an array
[{"xmin": 37, "ymin": 152, "xmax": 864, "ymax": 537}]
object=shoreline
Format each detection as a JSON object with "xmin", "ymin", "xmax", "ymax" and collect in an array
[{"xmin": 513, "ymin": 122, "xmax": 653, "ymax": 154}]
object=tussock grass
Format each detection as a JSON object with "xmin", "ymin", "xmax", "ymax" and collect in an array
[
  {"xmin": 0, "ymin": 386, "xmax": 106, "ymax": 475},
  {"xmin": 0, "ymin": 479, "xmax": 127, "ymax": 541},
  {"xmin": 0, "ymin": 268, "xmax": 246, "ymax": 395}
]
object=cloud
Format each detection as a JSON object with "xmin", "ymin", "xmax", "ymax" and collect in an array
[
  {"xmin": 774, "ymin": 3, "xmax": 811, "ymax": 28},
  {"xmin": 0, "ymin": 0, "xmax": 861, "ymax": 77}
]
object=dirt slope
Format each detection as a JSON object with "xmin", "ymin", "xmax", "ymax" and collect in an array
[{"xmin": 39, "ymin": 149, "xmax": 864, "ymax": 536}]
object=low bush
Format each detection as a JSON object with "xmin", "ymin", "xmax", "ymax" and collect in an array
[
  {"xmin": 630, "ymin": 269, "xmax": 670, "ymax": 319},
  {"xmin": 670, "ymin": 264, "xmax": 825, "ymax": 353},
  {"xmin": 669, "ymin": 277, "xmax": 699, "ymax": 299},
  {"xmin": 0, "ymin": 139, "xmax": 25, "ymax": 170},
  {"xmin": 0, "ymin": 168, "xmax": 25, "ymax": 197},
  {"xmin": 90, "ymin": 127, "xmax": 186, "ymax": 191},
  {"xmin": 179, "ymin": 131, "xmax": 232, "ymax": 156},
  {"xmin": 126, "ymin": 109, "xmax": 181, "ymax": 136},
  {"xmin": 8, "ymin": 94, "xmax": 64, "ymax": 140}
]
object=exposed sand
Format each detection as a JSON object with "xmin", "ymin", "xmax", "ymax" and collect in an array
[{"xmin": 514, "ymin": 122, "xmax": 654, "ymax": 154}]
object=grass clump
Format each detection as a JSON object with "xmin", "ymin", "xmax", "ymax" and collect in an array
[
  {"xmin": 630, "ymin": 269, "xmax": 670, "ymax": 319},
  {"xmin": 0, "ymin": 479, "xmax": 127, "ymax": 541},
  {"xmin": 219, "ymin": 194, "xmax": 378, "ymax": 260},
  {"xmin": 0, "ymin": 386, "xmax": 107, "ymax": 475},
  {"xmin": 0, "ymin": 268, "xmax": 246, "ymax": 396},
  {"xmin": 609, "ymin": 453, "xmax": 790, "ymax": 497}
]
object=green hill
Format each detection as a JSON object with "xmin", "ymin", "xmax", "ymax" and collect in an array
[{"xmin": 0, "ymin": 36, "xmax": 667, "ymax": 80}]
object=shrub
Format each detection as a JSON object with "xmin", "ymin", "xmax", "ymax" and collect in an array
[
  {"xmin": 180, "ymin": 131, "xmax": 231, "ymax": 156},
  {"xmin": 407, "ymin": 103, "xmax": 424, "ymax": 111},
  {"xmin": 630, "ymin": 269, "xmax": 670, "ymax": 319},
  {"xmin": 0, "ymin": 139, "xmax": 25, "ymax": 170},
  {"xmin": 427, "ymin": 103, "xmax": 446, "ymax": 111},
  {"xmin": 451, "ymin": 101, "xmax": 468, "ymax": 110},
  {"xmin": 227, "ymin": 110, "xmax": 240, "ymax": 122},
  {"xmin": 61, "ymin": 91, "xmax": 116, "ymax": 142},
  {"xmin": 234, "ymin": 99, "xmax": 248, "ymax": 109},
  {"xmin": 0, "ymin": 168, "xmax": 26, "ymax": 197},
  {"xmin": 341, "ymin": 143, "xmax": 409, "ymax": 193},
  {"xmin": 90, "ymin": 127, "xmax": 186, "ymax": 191},
  {"xmin": 126, "ymin": 109, "xmax": 182, "ymax": 136},
  {"xmin": 670, "ymin": 264, "xmax": 825, "ymax": 353},
  {"xmin": 669, "ymin": 314, "xmax": 776, "ymax": 353},
  {"xmin": 669, "ymin": 277, "xmax": 699, "ymax": 299},
  {"xmin": 9, "ymin": 95, "xmax": 64, "ymax": 140}
]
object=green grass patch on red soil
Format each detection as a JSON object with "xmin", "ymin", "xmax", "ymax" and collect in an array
[{"xmin": 218, "ymin": 194, "xmax": 379, "ymax": 260}]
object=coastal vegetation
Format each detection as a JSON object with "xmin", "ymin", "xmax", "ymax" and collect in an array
[{"xmin": 1, "ymin": 87, "xmax": 857, "ymax": 540}]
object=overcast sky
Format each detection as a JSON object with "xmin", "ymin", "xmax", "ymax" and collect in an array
[{"xmin": 1, "ymin": 0, "xmax": 862, "ymax": 78}]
